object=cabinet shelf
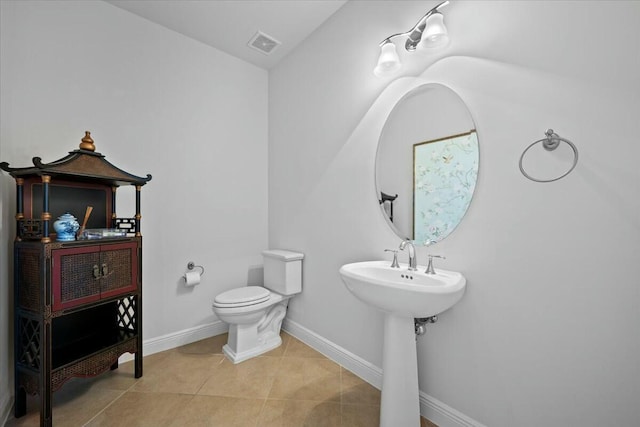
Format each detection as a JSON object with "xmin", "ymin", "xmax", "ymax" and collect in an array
[
  {"xmin": 53, "ymin": 329, "xmax": 136, "ymax": 371},
  {"xmin": 51, "ymin": 299, "xmax": 137, "ymax": 370}
]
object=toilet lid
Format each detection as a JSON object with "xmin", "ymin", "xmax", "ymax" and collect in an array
[{"xmin": 213, "ymin": 286, "xmax": 271, "ymax": 307}]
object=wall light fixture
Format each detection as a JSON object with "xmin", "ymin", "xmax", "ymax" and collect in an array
[{"xmin": 374, "ymin": 1, "xmax": 450, "ymax": 77}]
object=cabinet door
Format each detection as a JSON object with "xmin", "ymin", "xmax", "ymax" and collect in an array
[
  {"xmin": 99, "ymin": 241, "xmax": 138, "ymax": 299},
  {"xmin": 52, "ymin": 246, "xmax": 102, "ymax": 311},
  {"xmin": 52, "ymin": 241, "xmax": 138, "ymax": 311}
]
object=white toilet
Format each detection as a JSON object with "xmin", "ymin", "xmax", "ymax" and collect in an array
[{"xmin": 211, "ymin": 249, "xmax": 304, "ymax": 364}]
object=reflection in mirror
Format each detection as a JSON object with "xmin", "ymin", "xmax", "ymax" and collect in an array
[
  {"xmin": 375, "ymin": 83, "xmax": 479, "ymax": 245},
  {"xmin": 379, "ymin": 192, "xmax": 398, "ymax": 223},
  {"xmin": 413, "ymin": 131, "xmax": 478, "ymax": 244}
]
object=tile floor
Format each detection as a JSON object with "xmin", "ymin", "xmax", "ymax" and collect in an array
[{"xmin": 5, "ymin": 332, "xmax": 437, "ymax": 426}]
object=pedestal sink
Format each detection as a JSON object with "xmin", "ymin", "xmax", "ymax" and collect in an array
[{"xmin": 339, "ymin": 260, "xmax": 466, "ymax": 427}]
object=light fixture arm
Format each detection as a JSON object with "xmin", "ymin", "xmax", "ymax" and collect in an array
[{"xmin": 378, "ymin": 0, "xmax": 450, "ymax": 50}]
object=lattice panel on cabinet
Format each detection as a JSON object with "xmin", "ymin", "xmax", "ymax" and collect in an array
[
  {"xmin": 18, "ymin": 219, "xmax": 43, "ymax": 240},
  {"xmin": 19, "ymin": 317, "xmax": 40, "ymax": 369},
  {"xmin": 117, "ymin": 296, "xmax": 136, "ymax": 331}
]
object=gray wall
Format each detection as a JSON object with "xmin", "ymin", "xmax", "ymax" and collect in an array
[
  {"xmin": 0, "ymin": 0, "xmax": 268, "ymax": 419},
  {"xmin": 269, "ymin": 1, "xmax": 640, "ymax": 426}
]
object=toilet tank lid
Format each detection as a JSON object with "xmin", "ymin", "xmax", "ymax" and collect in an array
[{"xmin": 262, "ymin": 249, "xmax": 304, "ymax": 261}]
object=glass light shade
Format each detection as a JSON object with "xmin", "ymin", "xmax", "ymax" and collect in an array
[
  {"xmin": 374, "ymin": 42, "xmax": 401, "ymax": 77},
  {"xmin": 420, "ymin": 12, "xmax": 449, "ymax": 48}
]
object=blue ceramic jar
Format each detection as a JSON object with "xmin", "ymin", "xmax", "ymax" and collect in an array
[{"xmin": 53, "ymin": 213, "xmax": 79, "ymax": 241}]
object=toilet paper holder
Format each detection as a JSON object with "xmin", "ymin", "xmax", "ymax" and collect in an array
[{"xmin": 186, "ymin": 261, "xmax": 205, "ymax": 276}]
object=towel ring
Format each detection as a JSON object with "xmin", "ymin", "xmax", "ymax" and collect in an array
[{"xmin": 519, "ymin": 129, "xmax": 578, "ymax": 183}]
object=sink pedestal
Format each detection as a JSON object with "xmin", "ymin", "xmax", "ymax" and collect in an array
[
  {"xmin": 381, "ymin": 314, "xmax": 420, "ymax": 427},
  {"xmin": 339, "ymin": 261, "xmax": 467, "ymax": 427}
]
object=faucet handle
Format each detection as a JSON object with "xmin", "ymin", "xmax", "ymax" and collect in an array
[
  {"xmin": 384, "ymin": 249, "xmax": 400, "ymax": 268},
  {"xmin": 425, "ymin": 254, "xmax": 445, "ymax": 274}
]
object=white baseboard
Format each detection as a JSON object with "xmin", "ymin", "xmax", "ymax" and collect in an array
[
  {"xmin": 282, "ymin": 318, "xmax": 485, "ymax": 427},
  {"xmin": 119, "ymin": 321, "xmax": 228, "ymax": 363},
  {"xmin": 420, "ymin": 391, "xmax": 487, "ymax": 427}
]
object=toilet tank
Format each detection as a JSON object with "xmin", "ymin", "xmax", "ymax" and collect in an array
[{"xmin": 262, "ymin": 250, "xmax": 304, "ymax": 295}]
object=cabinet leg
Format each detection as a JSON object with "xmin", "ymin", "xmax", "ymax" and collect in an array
[
  {"xmin": 42, "ymin": 321, "xmax": 53, "ymax": 427},
  {"xmin": 14, "ymin": 386, "xmax": 26, "ymax": 418},
  {"xmin": 110, "ymin": 360, "xmax": 119, "ymax": 371},
  {"xmin": 134, "ymin": 351, "xmax": 143, "ymax": 378},
  {"xmin": 40, "ymin": 390, "xmax": 52, "ymax": 427}
]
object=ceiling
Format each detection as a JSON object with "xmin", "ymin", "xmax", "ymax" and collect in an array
[{"xmin": 106, "ymin": 0, "xmax": 348, "ymax": 70}]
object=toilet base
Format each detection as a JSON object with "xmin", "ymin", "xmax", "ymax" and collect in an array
[
  {"xmin": 220, "ymin": 299, "xmax": 289, "ymax": 364},
  {"xmin": 222, "ymin": 332, "xmax": 282, "ymax": 364}
]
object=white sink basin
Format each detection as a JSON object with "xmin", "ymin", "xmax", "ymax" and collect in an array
[{"xmin": 339, "ymin": 260, "xmax": 466, "ymax": 318}]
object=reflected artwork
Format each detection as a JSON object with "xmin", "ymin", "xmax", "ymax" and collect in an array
[{"xmin": 413, "ymin": 131, "xmax": 478, "ymax": 244}]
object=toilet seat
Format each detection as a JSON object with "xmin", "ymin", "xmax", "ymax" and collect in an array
[{"xmin": 213, "ymin": 286, "xmax": 271, "ymax": 308}]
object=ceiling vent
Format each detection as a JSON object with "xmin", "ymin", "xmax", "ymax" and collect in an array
[{"xmin": 248, "ymin": 31, "xmax": 281, "ymax": 55}]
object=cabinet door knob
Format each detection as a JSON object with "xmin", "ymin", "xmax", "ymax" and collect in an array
[
  {"xmin": 101, "ymin": 263, "xmax": 109, "ymax": 277},
  {"xmin": 93, "ymin": 265, "xmax": 101, "ymax": 279}
]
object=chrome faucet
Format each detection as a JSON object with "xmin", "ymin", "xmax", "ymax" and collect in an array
[{"xmin": 399, "ymin": 239, "xmax": 418, "ymax": 271}]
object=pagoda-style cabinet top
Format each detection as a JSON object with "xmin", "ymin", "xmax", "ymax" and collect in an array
[
  {"xmin": 0, "ymin": 131, "xmax": 152, "ymax": 186},
  {"xmin": 1, "ymin": 131, "xmax": 152, "ymax": 242}
]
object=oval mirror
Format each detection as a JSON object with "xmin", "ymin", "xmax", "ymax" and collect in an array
[{"xmin": 375, "ymin": 83, "xmax": 479, "ymax": 245}]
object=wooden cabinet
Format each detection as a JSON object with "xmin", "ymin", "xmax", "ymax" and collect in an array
[{"xmin": 1, "ymin": 132, "xmax": 151, "ymax": 426}]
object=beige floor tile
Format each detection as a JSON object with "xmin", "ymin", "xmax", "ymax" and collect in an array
[
  {"xmin": 277, "ymin": 356, "xmax": 341, "ymax": 378},
  {"xmin": 283, "ymin": 336, "xmax": 327, "ymax": 359},
  {"xmin": 341, "ymin": 404, "xmax": 380, "ymax": 427},
  {"xmin": 84, "ymin": 366, "xmax": 139, "ymax": 391},
  {"xmin": 6, "ymin": 333, "xmax": 434, "ymax": 426},
  {"xmin": 85, "ymin": 391, "xmax": 193, "ymax": 426},
  {"xmin": 124, "ymin": 348, "xmax": 173, "ymax": 369},
  {"xmin": 132, "ymin": 351, "xmax": 222, "ymax": 394},
  {"xmin": 215, "ymin": 355, "xmax": 282, "ymax": 378},
  {"xmin": 421, "ymin": 416, "xmax": 439, "ymax": 427},
  {"xmin": 258, "ymin": 399, "xmax": 341, "ymax": 427},
  {"xmin": 108, "ymin": 348, "xmax": 172, "ymax": 378},
  {"xmin": 340, "ymin": 368, "xmax": 381, "ymax": 407},
  {"xmin": 167, "ymin": 395, "xmax": 263, "ymax": 426},
  {"xmin": 177, "ymin": 334, "xmax": 228, "ymax": 355},
  {"xmin": 197, "ymin": 356, "xmax": 280, "ymax": 399},
  {"xmin": 261, "ymin": 331, "xmax": 292, "ymax": 357},
  {"xmin": 269, "ymin": 358, "xmax": 341, "ymax": 402},
  {"xmin": 6, "ymin": 383, "xmax": 124, "ymax": 427},
  {"xmin": 269, "ymin": 373, "xmax": 341, "ymax": 402}
]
